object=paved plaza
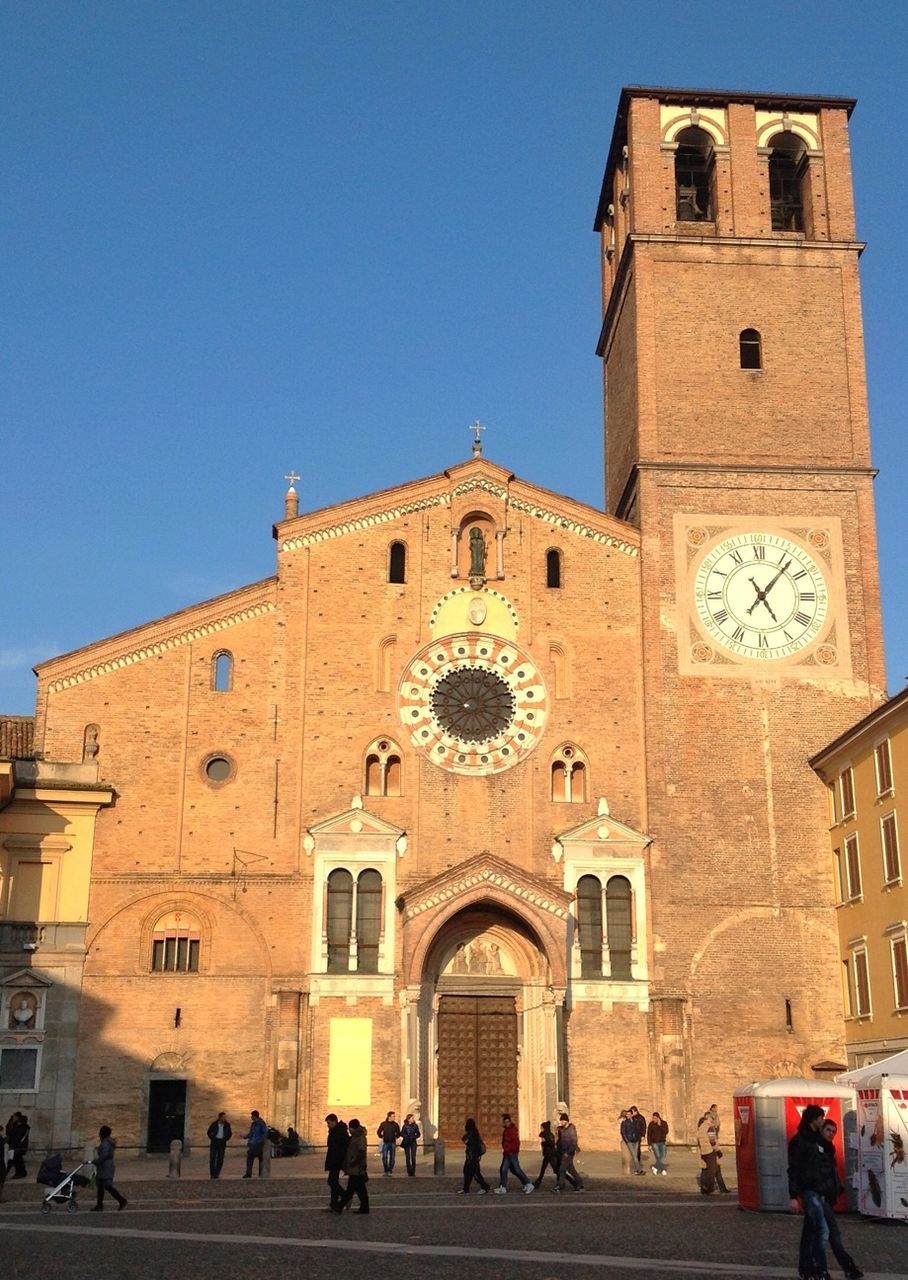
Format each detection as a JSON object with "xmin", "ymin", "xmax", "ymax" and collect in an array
[{"xmin": 1, "ymin": 1148, "xmax": 905, "ymax": 1280}]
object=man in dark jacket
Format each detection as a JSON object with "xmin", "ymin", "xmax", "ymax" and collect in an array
[
  {"xmin": 206, "ymin": 1112, "xmax": 232, "ymax": 1179},
  {"xmin": 338, "ymin": 1118, "xmax": 369, "ymax": 1214},
  {"xmin": 376, "ymin": 1110, "xmax": 401, "ymax": 1175},
  {"xmin": 324, "ymin": 1114, "xmax": 349, "ymax": 1212},
  {"xmin": 814, "ymin": 1120, "xmax": 863, "ymax": 1280},
  {"xmin": 554, "ymin": 1113, "xmax": 584, "ymax": 1192},
  {"xmin": 788, "ymin": 1104, "xmax": 836, "ymax": 1280},
  {"xmin": 5, "ymin": 1113, "xmax": 28, "ymax": 1179}
]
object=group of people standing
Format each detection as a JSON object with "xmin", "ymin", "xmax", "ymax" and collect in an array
[
  {"xmin": 375, "ymin": 1110, "xmax": 421, "ymax": 1176},
  {"xmin": 619, "ymin": 1105, "xmax": 670, "ymax": 1176}
]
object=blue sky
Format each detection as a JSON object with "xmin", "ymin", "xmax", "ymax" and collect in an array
[{"xmin": 2, "ymin": 1, "xmax": 906, "ymax": 713}]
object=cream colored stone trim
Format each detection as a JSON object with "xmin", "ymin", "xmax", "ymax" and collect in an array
[
  {"xmin": 47, "ymin": 602, "xmax": 276, "ymax": 692},
  {"xmin": 451, "ymin": 478, "xmax": 508, "ymax": 500},
  {"xmin": 755, "ymin": 110, "xmax": 820, "ymax": 150},
  {"xmin": 404, "ymin": 867, "xmax": 569, "ymax": 921},
  {"xmin": 660, "ymin": 103, "xmax": 728, "ymax": 146},
  {"xmin": 508, "ymin": 496, "xmax": 638, "ymax": 557},
  {"xmin": 281, "ymin": 494, "xmax": 450, "ymax": 551}
]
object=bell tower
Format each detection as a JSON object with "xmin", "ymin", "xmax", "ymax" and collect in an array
[{"xmin": 594, "ymin": 87, "xmax": 887, "ymax": 1103}]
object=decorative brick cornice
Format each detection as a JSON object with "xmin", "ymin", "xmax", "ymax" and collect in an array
[
  {"xmin": 402, "ymin": 866, "xmax": 569, "ymax": 922},
  {"xmin": 508, "ymin": 496, "xmax": 638, "ymax": 557},
  {"xmin": 280, "ymin": 494, "xmax": 450, "ymax": 551},
  {"xmin": 451, "ymin": 478, "xmax": 508, "ymax": 500},
  {"xmin": 47, "ymin": 602, "xmax": 276, "ymax": 692}
]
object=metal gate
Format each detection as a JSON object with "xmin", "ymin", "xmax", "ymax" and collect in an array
[{"xmin": 436, "ymin": 994, "xmax": 518, "ymax": 1145}]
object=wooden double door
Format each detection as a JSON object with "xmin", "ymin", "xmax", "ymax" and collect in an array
[{"xmin": 436, "ymin": 994, "xmax": 518, "ymax": 1145}]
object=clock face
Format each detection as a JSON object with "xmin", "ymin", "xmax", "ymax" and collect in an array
[
  {"xmin": 398, "ymin": 633, "xmax": 547, "ymax": 775},
  {"xmin": 693, "ymin": 532, "xmax": 829, "ymax": 660}
]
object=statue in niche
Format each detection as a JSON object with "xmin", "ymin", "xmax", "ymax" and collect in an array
[
  {"xmin": 82, "ymin": 724, "xmax": 99, "ymax": 761},
  {"xmin": 9, "ymin": 993, "xmax": 38, "ymax": 1030},
  {"xmin": 469, "ymin": 527, "xmax": 487, "ymax": 578},
  {"xmin": 452, "ymin": 942, "xmax": 468, "ymax": 974}
]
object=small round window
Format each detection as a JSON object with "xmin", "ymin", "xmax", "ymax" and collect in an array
[{"xmin": 203, "ymin": 754, "xmax": 235, "ymax": 784}]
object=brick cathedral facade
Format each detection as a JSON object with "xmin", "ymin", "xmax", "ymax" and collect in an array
[{"xmin": 8, "ymin": 86, "xmax": 887, "ymax": 1151}]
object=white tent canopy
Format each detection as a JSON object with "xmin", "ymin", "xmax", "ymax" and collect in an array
[{"xmin": 836, "ymin": 1046, "xmax": 908, "ymax": 1087}]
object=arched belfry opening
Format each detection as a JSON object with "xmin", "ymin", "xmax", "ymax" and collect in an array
[{"xmin": 402, "ymin": 900, "xmax": 565, "ymax": 1145}]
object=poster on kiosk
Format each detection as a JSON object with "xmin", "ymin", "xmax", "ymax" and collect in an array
[{"xmin": 837, "ymin": 1050, "xmax": 908, "ymax": 1221}]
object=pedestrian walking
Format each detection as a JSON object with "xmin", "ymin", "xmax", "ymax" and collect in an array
[
  {"xmin": 697, "ymin": 1112, "xmax": 722, "ymax": 1193},
  {"xmin": 620, "ymin": 1109, "xmax": 643, "ymax": 1174},
  {"xmin": 241, "ymin": 1109, "xmax": 268, "ymax": 1178},
  {"xmin": 206, "ymin": 1111, "xmax": 232, "ymax": 1179},
  {"xmin": 400, "ymin": 1113, "xmax": 421, "ymax": 1177},
  {"xmin": 339, "ymin": 1118, "xmax": 369, "ymax": 1214},
  {"xmin": 460, "ymin": 1117, "xmax": 491, "ymax": 1194},
  {"xmin": 493, "ymin": 1112, "xmax": 534, "ymax": 1194},
  {"xmin": 788, "ymin": 1104, "xmax": 839, "ymax": 1280},
  {"xmin": 0, "ymin": 1123, "xmax": 6, "ymax": 1199},
  {"xmin": 647, "ymin": 1112, "xmax": 669, "ymax": 1175},
  {"xmin": 533, "ymin": 1120, "xmax": 559, "ymax": 1188},
  {"xmin": 818, "ymin": 1119, "xmax": 863, "ymax": 1278},
  {"xmin": 324, "ymin": 1114, "xmax": 349, "ymax": 1212},
  {"xmin": 5, "ymin": 1113, "xmax": 29, "ymax": 1179},
  {"xmin": 90, "ymin": 1125, "xmax": 127, "ymax": 1211},
  {"xmin": 377, "ymin": 1109, "xmax": 401, "ymax": 1175},
  {"xmin": 554, "ymin": 1113, "xmax": 584, "ymax": 1192},
  {"xmin": 629, "ymin": 1106, "xmax": 646, "ymax": 1169}
]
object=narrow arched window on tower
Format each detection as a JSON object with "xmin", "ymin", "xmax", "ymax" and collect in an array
[
  {"xmin": 739, "ymin": 328, "xmax": 763, "ymax": 370},
  {"xmin": 212, "ymin": 651, "xmax": 233, "ymax": 692},
  {"xmin": 546, "ymin": 548, "xmax": 562, "ymax": 588},
  {"xmin": 675, "ymin": 127, "xmax": 715, "ymax": 222},
  {"xmin": 326, "ymin": 869, "xmax": 353, "ymax": 972},
  {"xmin": 768, "ymin": 133, "xmax": 807, "ymax": 231},
  {"xmin": 577, "ymin": 875, "xmax": 603, "ymax": 978},
  {"xmin": 388, "ymin": 542, "xmax": 406, "ymax": 583},
  {"xmin": 606, "ymin": 876, "xmax": 633, "ymax": 980}
]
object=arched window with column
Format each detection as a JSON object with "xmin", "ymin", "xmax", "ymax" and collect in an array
[
  {"xmin": 576, "ymin": 875, "xmax": 603, "ymax": 978},
  {"xmin": 606, "ymin": 876, "xmax": 633, "ymax": 979},
  {"xmin": 363, "ymin": 738, "xmax": 403, "ymax": 797},
  {"xmin": 550, "ymin": 744, "xmax": 588, "ymax": 803},
  {"xmin": 768, "ymin": 133, "xmax": 807, "ymax": 231},
  {"xmin": 151, "ymin": 912, "xmax": 201, "ymax": 973},
  {"xmin": 675, "ymin": 127, "xmax": 715, "ymax": 222},
  {"xmin": 326, "ymin": 869, "xmax": 354, "ymax": 973}
]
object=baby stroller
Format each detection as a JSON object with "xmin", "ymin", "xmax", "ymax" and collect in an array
[{"xmin": 37, "ymin": 1153, "xmax": 94, "ymax": 1214}]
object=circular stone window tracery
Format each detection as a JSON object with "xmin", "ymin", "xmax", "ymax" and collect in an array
[{"xmin": 398, "ymin": 633, "xmax": 547, "ymax": 775}]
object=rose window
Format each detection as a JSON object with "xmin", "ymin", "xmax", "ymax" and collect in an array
[{"xmin": 430, "ymin": 668, "xmax": 516, "ymax": 742}]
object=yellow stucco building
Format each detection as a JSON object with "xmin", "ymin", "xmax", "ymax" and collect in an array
[
  {"xmin": 0, "ymin": 727, "xmax": 112, "ymax": 1146},
  {"xmin": 811, "ymin": 687, "xmax": 908, "ymax": 1066}
]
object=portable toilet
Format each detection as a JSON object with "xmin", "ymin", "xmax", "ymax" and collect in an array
[
  {"xmin": 733, "ymin": 1078, "xmax": 855, "ymax": 1211},
  {"xmin": 837, "ymin": 1049, "xmax": 908, "ymax": 1221}
]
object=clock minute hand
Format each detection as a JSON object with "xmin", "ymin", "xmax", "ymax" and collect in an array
[{"xmin": 762, "ymin": 558, "xmax": 792, "ymax": 597}]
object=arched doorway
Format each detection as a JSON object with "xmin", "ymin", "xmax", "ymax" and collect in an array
[{"xmin": 411, "ymin": 904, "xmax": 562, "ymax": 1144}]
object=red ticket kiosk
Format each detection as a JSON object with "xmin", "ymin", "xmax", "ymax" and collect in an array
[{"xmin": 733, "ymin": 1078, "xmax": 855, "ymax": 1211}]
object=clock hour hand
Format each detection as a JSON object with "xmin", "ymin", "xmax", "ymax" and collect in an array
[{"xmin": 746, "ymin": 577, "xmax": 779, "ymax": 623}]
